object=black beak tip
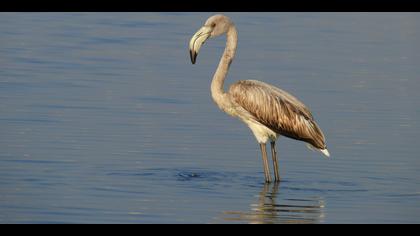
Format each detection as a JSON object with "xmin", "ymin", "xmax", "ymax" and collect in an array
[{"xmin": 189, "ymin": 50, "xmax": 197, "ymax": 64}]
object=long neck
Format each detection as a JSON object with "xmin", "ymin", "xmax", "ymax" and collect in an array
[{"xmin": 211, "ymin": 25, "xmax": 238, "ymax": 106}]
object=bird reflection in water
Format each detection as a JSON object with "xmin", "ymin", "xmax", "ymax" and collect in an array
[{"xmin": 221, "ymin": 183, "xmax": 326, "ymax": 224}]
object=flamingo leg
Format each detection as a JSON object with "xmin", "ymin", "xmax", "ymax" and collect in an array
[
  {"xmin": 259, "ymin": 143, "xmax": 272, "ymax": 183},
  {"xmin": 271, "ymin": 141, "xmax": 280, "ymax": 182}
]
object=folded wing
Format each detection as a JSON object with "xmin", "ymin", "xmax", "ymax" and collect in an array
[{"xmin": 229, "ymin": 80, "xmax": 327, "ymax": 149}]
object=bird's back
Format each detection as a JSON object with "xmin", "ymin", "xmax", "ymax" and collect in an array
[{"xmin": 229, "ymin": 80, "xmax": 327, "ymax": 149}]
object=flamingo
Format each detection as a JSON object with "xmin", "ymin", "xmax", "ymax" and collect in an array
[{"xmin": 189, "ymin": 14, "xmax": 330, "ymax": 182}]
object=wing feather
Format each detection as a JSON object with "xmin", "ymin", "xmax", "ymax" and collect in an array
[{"xmin": 229, "ymin": 80, "xmax": 327, "ymax": 149}]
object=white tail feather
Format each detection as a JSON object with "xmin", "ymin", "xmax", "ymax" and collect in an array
[
  {"xmin": 306, "ymin": 144, "xmax": 330, "ymax": 158},
  {"xmin": 320, "ymin": 148, "xmax": 330, "ymax": 158}
]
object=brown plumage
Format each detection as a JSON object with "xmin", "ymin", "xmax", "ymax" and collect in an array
[{"xmin": 229, "ymin": 80, "xmax": 327, "ymax": 150}]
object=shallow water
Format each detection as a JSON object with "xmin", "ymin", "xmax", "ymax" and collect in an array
[{"xmin": 0, "ymin": 13, "xmax": 419, "ymax": 223}]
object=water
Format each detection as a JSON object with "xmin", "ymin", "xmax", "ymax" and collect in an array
[{"xmin": 0, "ymin": 13, "xmax": 419, "ymax": 223}]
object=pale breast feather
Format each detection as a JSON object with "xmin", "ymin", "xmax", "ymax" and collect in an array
[{"xmin": 229, "ymin": 80, "xmax": 326, "ymax": 149}]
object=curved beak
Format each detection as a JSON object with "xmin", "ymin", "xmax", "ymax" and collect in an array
[{"xmin": 189, "ymin": 26, "xmax": 212, "ymax": 64}]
